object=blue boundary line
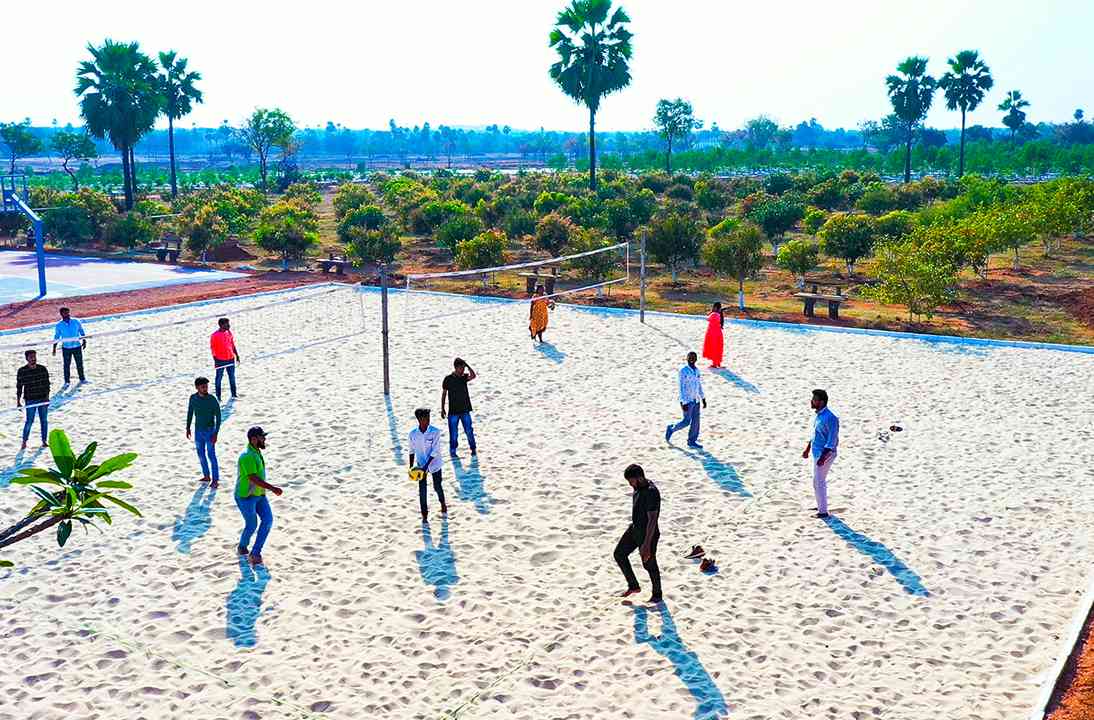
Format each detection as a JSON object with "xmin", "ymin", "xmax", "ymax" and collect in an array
[
  {"xmin": 375, "ymin": 285, "xmax": 1094, "ymax": 355},
  {"xmin": 0, "ymin": 282, "xmax": 349, "ymax": 338}
]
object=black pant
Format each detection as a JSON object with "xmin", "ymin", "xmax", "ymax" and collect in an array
[
  {"xmin": 62, "ymin": 347, "xmax": 86, "ymax": 383},
  {"xmin": 418, "ymin": 470, "xmax": 446, "ymax": 514},
  {"xmin": 614, "ymin": 526, "xmax": 661, "ymax": 599}
]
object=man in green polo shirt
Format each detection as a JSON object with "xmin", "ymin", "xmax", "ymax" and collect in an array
[
  {"xmin": 235, "ymin": 426, "xmax": 283, "ymax": 566},
  {"xmin": 186, "ymin": 376, "xmax": 222, "ymax": 487}
]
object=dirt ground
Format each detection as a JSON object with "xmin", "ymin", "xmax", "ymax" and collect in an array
[{"xmin": 1047, "ymin": 608, "xmax": 1094, "ymax": 720}]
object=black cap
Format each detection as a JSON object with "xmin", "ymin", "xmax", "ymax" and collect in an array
[{"xmin": 247, "ymin": 426, "xmax": 268, "ymax": 439}]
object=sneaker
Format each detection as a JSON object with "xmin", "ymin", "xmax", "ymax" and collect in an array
[
  {"xmin": 687, "ymin": 442, "xmax": 703, "ymax": 449},
  {"xmin": 470, "ymin": 449, "xmax": 477, "ymax": 457},
  {"xmin": 813, "ymin": 512, "xmax": 830, "ymax": 519},
  {"xmin": 665, "ymin": 425, "xmax": 673, "ymax": 443}
]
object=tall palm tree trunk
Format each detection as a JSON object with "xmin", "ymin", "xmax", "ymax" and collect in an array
[
  {"xmin": 588, "ymin": 106, "xmax": 597, "ymax": 191},
  {"xmin": 168, "ymin": 115, "xmax": 178, "ymax": 198},
  {"xmin": 958, "ymin": 109, "xmax": 967, "ymax": 177},
  {"xmin": 129, "ymin": 146, "xmax": 139, "ymax": 205},
  {"xmin": 120, "ymin": 144, "xmax": 134, "ymax": 210},
  {"xmin": 903, "ymin": 129, "xmax": 913, "ymax": 184},
  {"xmin": 666, "ymin": 137, "xmax": 672, "ymax": 173}
]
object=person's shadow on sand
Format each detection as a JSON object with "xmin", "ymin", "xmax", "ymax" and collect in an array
[
  {"xmin": 534, "ymin": 340, "xmax": 566, "ymax": 363},
  {"xmin": 0, "ymin": 447, "xmax": 46, "ymax": 490},
  {"xmin": 633, "ymin": 604, "xmax": 729, "ymax": 719},
  {"xmin": 416, "ymin": 517, "xmax": 459, "ymax": 601},
  {"xmin": 709, "ymin": 367, "xmax": 760, "ymax": 394},
  {"xmin": 452, "ymin": 455, "xmax": 494, "ymax": 514},
  {"xmin": 226, "ymin": 556, "xmax": 272, "ymax": 648},
  {"xmin": 823, "ymin": 516, "xmax": 929, "ymax": 596},
  {"xmin": 171, "ymin": 485, "xmax": 217, "ymax": 555},
  {"xmin": 675, "ymin": 447, "xmax": 751, "ymax": 497}
]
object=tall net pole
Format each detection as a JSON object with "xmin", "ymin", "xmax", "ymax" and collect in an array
[
  {"xmin": 639, "ymin": 231, "xmax": 647, "ymax": 324},
  {"xmin": 380, "ymin": 265, "xmax": 391, "ymax": 396}
]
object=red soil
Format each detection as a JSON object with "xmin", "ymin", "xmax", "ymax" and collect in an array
[
  {"xmin": 1047, "ymin": 605, "xmax": 1094, "ymax": 720},
  {"xmin": 0, "ymin": 272, "xmax": 329, "ymax": 331}
]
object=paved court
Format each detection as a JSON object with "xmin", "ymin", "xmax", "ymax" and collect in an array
[{"xmin": 0, "ymin": 250, "xmax": 244, "ymax": 305}]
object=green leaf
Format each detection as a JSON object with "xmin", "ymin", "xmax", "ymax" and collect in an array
[
  {"xmin": 10, "ymin": 475, "xmax": 62, "ymax": 486},
  {"xmin": 57, "ymin": 520, "xmax": 72, "ymax": 547},
  {"xmin": 99, "ymin": 494, "xmax": 142, "ymax": 517},
  {"xmin": 0, "ymin": 560, "xmax": 12, "ymax": 568},
  {"xmin": 87, "ymin": 453, "xmax": 138, "ymax": 481},
  {"xmin": 74, "ymin": 442, "xmax": 97, "ymax": 470},
  {"xmin": 94, "ymin": 480, "xmax": 132, "ymax": 490},
  {"xmin": 14, "ymin": 468, "xmax": 62, "ymax": 480},
  {"xmin": 49, "ymin": 428, "xmax": 75, "ymax": 461},
  {"xmin": 29, "ymin": 486, "xmax": 60, "ymax": 507}
]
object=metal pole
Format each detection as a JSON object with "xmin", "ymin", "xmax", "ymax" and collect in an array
[
  {"xmin": 639, "ymin": 232, "xmax": 647, "ymax": 324},
  {"xmin": 380, "ymin": 264, "xmax": 391, "ymax": 396},
  {"xmin": 34, "ymin": 219, "xmax": 45, "ymax": 297}
]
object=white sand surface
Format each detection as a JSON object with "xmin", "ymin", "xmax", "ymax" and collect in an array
[{"xmin": 0, "ymin": 284, "xmax": 1091, "ymax": 720}]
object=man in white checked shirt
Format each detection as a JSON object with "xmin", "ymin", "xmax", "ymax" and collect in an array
[{"xmin": 665, "ymin": 352, "xmax": 707, "ymax": 449}]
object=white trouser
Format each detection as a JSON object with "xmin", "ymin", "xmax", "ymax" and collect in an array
[{"xmin": 812, "ymin": 451, "xmax": 836, "ymax": 514}]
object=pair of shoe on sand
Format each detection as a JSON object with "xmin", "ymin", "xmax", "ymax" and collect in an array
[{"xmin": 685, "ymin": 545, "xmax": 717, "ymax": 573}]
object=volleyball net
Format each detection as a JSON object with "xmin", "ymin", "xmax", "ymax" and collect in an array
[
  {"xmin": 0, "ymin": 284, "xmax": 366, "ymax": 416},
  {"xmin": 401, "ymin": 241, "xmax": 630, "ymax": 325}
]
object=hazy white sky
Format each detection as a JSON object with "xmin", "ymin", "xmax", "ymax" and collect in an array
[{"xmin": 3, "ymin": 0, "xmax": 1091, "ymax": 132}]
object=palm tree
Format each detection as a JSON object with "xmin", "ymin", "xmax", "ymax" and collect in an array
[
  {"xmin": 75, "ymin": 40, "xmax": 161, "ymax": 210},
  {"xmin": 158, "ymin": 51, "xmax": 203, "ymax": 199},
  {"xmin": 886, "ymin": 56, "xmax": 936, "ymax": 184},
  {"xmin": 938, "ymin": 50, "xmax": 993, "ymax": 177},
  {"xmin": 999, "ymin": 91, "xmax": 1030, "ymax": 144},
  {"xmin": 549, "ymin": 0, "xmax": 632, "ymax": 191}
]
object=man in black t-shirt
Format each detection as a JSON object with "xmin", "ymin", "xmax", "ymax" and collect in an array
[
  {"xmin": 440, "ymin": 357, "xmax": 478, "ymax": 457},
  {"xmin": 614, "ymin": 463, "xmax": 663, "ymax": 604},
  {"xmin": 16, "ymin": 350, "xmax": 51, "ymax": 450}
]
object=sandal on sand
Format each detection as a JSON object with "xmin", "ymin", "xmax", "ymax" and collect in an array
[
  {"xmin": 684, "ymin": 545, "xmax": 705, "ymax": 559},
  {"xmin": 700, "ymin": 558, "xmax": 717, "ymax": 573},
  {"xmin": 890, "ymin": 425, "xmax": 903, "ymax": 432}
]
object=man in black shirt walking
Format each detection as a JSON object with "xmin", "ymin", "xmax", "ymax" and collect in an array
[
  {"xmin": 16, "ymin": 350, "xmax": 50, "ymax": 450},
  {"xmin": 441, "ymin": 357, "xmax": 478, "ymax": 457},
  {"xmin": 614, "ymin": 463, "xmax": 663, "ymax": 604}
]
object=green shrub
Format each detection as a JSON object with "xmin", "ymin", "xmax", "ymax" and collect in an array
[
  {"xmin": 819, "ymin": 212, "xmax": 876, "ymax": 275},
  {"xmin": 856, "ymin": 183, "xmax": 899, "ymax": 214},
  {"xmin": 565, "ymin": 227, "xmax": 615, "ymax": 280},
  {"xmin": 645, "ymin": 210, "xmax": 703, "ymax": 282},
  {"xmin": 775, "ymin": 237, "xmax": 820, "ymax": 286},
  {"xmin": 435, "ymin": 213, "xmax": 484, "ymax": 251},
  {"xmin": 866, "ymin": 236, "xmax": 958, "ymax": 321},
  {"xmin": 503, "ymin": 209, "xmax": 537, "ymax": 239},
  {"xmin": 802, "ymin": 206, "xmax": 827, "ymax": 235},
  {"xmin": 534, "ymin": 212, "xmax": 574, "ymax": 256},
  {"xmin": 455, "ymin": 229, "xmax": 507, "ymax": 272},
  {"xmin": 345, "ymin": 225, "xmax": 401, "ymax": 265},
  {"xmin": 763, "ymin": 172, "xmax": 795, "ymax": 195},
  {"xmin": 338, "ymin": 205, "xmax": 388, "ymax": 243},
  {"xmin": 333, "ymin": 183, "xmax": 377, "ymax": 220},
  {"xmin": 704, "ymin": 218, "xmax": 766, "ymax": 309},
  {"xmin": 694, "ymin": 178, "xmax": 730, "ymax": 213},
  {"xmin": 533, "ymin": 191, "xmax": 574, "ymax": 216},
  {"xmin": 253, "ymin": 200, "xmax": 320, "ymax": 262},
  {"xmin": 43, "ymin": 207, "xmax": 94, "ymax": 246},
  {"xmin": 628, "ymin": 188, "xmax": 658, "ymax": 224},
  {"xmin": 282, "ymin": 181, "xmax": 322, "ymax": 208},
  {"xmin": 875, "ymin": 210, "xmax": 917, "ymax": 240},
  {"xmin": 665, "ymin": 183, "xmax": 694, "ymax": 202},
  {"xmin": 415, "ymin": 199, "xmax": 470, "ymax": 234},
  {"xmin": 637, "ymin": 173, "xmax": 670, "ymax": 194},
  {"xmin": 105, "ymin": 212, "xmax": 156, "ymax": 250}
]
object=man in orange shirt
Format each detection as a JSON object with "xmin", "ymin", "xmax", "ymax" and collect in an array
[{"xmin": 211, "ymin": 318, "xmax": 242, "ymax": 401}]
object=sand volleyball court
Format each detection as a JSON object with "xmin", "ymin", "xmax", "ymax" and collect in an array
[{"xmin": 0, "ymin": 284, "xmax": 1091, "ymax": 720}]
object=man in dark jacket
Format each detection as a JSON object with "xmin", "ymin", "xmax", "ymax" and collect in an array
[
  {"xmin": 16, "ymin": 350, "xmax": 50, "ymax": 449},
  {"xmin": 614, "ymin": 463, "xmax": 663, "ymax": 604}
]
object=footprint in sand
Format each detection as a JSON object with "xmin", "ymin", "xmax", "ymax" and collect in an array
[{"xmin": 530, "ymin": 550, "xmax": 560, "ymax": 566}]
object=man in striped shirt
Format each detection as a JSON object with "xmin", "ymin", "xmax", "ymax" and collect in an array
[{"xmin": 665, "ymin": 351, "xmax": 706, "ymax": 449}]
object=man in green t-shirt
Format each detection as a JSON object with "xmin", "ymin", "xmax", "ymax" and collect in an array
[
  {"xmin": 235, "ymin": 426, "xmax": 283, "ymax": 566},
  {"xmin": 186, "ymin": 376, "xmax": 222, "ymax": 487}
]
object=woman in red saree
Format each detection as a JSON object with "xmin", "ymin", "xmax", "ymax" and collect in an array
[{"xmin": 702, "ymin": 302, "xmax": 726, "ymax": 368}]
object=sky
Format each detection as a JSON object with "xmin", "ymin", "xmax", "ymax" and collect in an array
[{"xmin": 3, "ymin": 0, "xmax": 1091, "ymax": 133}]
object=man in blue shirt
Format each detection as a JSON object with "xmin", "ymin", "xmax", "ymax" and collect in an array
[
  {"xmin": 665, "ymin": 351, "xmax": 706, "ymax": 449},
  {"xmin": 51, "ymin": 307, "xmax": 87, "ymax": 385},
  {"xmin": 802, "ymin": 388, "xmax": 839, "ymax": 518}
]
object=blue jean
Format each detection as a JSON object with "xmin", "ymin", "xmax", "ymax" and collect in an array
[
  {"xmin": 215, "ymin": 360, "xmax": 237, "ymax": 399},
  {"xmin": 447, "ymin": 412, "xmax": 476, "ymax": 453},
  {"xmin": 22, "ymin": 405, "xmax": 48, "ymax": 444},
  {"xmin": 671, "ymin": 401, "xmax": 701, "ymax": 445},
  {"xmin": 194, "ymin": 428, "xmax": 219, "ymax": 482},
  {"xmin": 236, "ymin": 495, "xmax": 273, "ymax": 556}
]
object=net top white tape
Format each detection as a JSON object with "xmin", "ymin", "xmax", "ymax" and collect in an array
[{"xmin": 404, "ymin": 242, "xmax": 628, "ymax": 281}]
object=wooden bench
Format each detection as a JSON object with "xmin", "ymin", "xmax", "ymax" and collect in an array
[
  {"xmin": 138, "ymin": 234, "xmax": 182, "ymax": 263},
  {"xmin": 318, "ymin": 254, "xmax": 351, "ymax": 274},
  {"xmin": 516, "ymin": 270, "xmax": 558, "ymax": 295}
]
